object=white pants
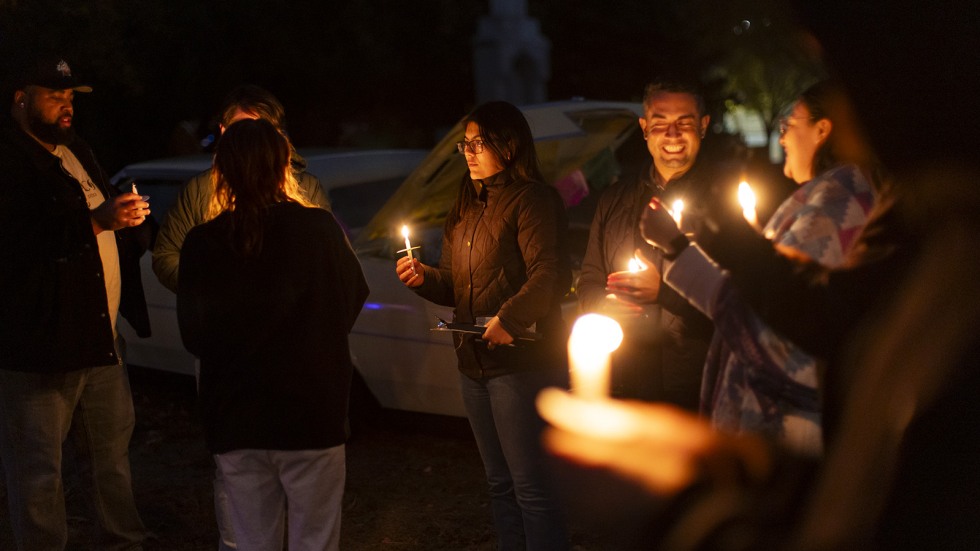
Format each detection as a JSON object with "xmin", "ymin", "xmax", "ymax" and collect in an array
[{"xmin": 214, "ymin": 446, "xmax": 345, "ymax": 551}]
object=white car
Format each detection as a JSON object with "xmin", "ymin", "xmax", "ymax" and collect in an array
[
  {"xmin": 117, "ymin": 100, "xmax": 644, "ymax": 418},
  {"xmin": 112, "ymin": 149, "xmax": 427, "ymax": 384}
]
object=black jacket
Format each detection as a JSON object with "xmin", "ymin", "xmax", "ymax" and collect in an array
[
  {"xmin": 178, "ymin": 203, "xmax": 368, "ymax": 453},
  {"xmin": 0, "ymin": 122, "xmax": 151, "ymax": 372},
  {"xmin": 415, "ymin": 172, "xmax": 571, "ymax": 379},
  {"xmin": 578, "ymin": 161, "xmax": 714, "ymax": 408}
]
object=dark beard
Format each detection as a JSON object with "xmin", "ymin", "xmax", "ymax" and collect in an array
[{"xmin": 26, "ymin": 104, "xmax": 75, "ymax": 146}]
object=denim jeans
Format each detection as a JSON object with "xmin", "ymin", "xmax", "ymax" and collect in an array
[
  {"xmin": 0, "ymin": 358, "xmax": 145, "ymax": 551},
  {"xmin": 459, "ymin": 369, "xmax": 569, "ymax": 551}
]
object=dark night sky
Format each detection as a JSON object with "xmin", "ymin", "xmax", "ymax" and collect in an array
[{"xmin": 1, "ymin": 0, "xmax": 804, "ymax": 173}]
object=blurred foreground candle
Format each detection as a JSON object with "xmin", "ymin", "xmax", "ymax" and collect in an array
[
  {"xmin": 737, "ymin": 181, "xmax": 759, "ymax": 228},
  {"xmin": 401, "ymin": 224, "xmax": 416, "ymax": 274},
  {"xmin": 568, "ymin": 314, "xmax": 624, "ymax": 400}
]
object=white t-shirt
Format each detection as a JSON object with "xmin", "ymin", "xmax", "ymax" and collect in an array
[{"xmin": 52, "ymin": 145, "xmax": 122, "ymax": 337}]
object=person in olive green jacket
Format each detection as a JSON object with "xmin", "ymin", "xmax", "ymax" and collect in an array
[
  {"xmin": 152, "ymin": 84, "xmax": 330, "ymax": 293},
  {"xmin": 150, "ymin": 85, "xmax": 329, "ymax": 551}
]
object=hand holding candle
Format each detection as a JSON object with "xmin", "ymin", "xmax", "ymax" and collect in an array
[
  {"xmin": 607, "ymin": 250, "xmax": 660, "ymax": 305},
  {"xmin": 400, "ymin": 224, "xmax": 418, "ymax": 275},
  {"xmin": 568, "ymin": 314, "xmax": 624, "ymax": 400},
  {"xmin": 640, "ymin": 197, "xmax": 686, "ymax": 256}
]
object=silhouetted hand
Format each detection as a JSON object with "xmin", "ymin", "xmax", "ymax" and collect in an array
[
  {"xmin": 640, "ymin": 197, "xmax": 686, "ymax": 257},
  {"xmin": 537, "ymin": 388, "xmax": 773, "ymax": 496}
]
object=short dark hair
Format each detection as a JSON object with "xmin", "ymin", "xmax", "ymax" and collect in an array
[
  {"xmin": 218, "ymin": 85, "xmax": 286, "ymax": 130},
  {"xmin": 642, "ymin": 80, "xmax": 707, "ymax": 119},
  {"xmin": 797, "ymin": 80, "xmax": 841, "ymax": 177}
]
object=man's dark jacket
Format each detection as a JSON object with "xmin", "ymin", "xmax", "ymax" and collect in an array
[
  {"xmin": 0, "ymin": 122, "xmax": 151, "ymax": 372},
  {"xmin": 578, "ymin": 161, "xmax": 715, "ymax": 409}
]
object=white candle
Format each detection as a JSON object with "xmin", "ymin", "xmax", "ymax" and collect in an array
[
  {"xmin": 568, "ymin": 314, "xmax": 624, "ymax": 400},
  {"xmin": 401, "ymin": 224, "xmax": 416, "ymax": 274},
  {"xmin": 738, "ymin": 181, "xmax": 759, "ymax": 228}
]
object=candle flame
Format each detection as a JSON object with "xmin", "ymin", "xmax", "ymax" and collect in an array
[
  {"xmin": 628, "ymin": 256, "xmax": 645, "ymax": 273},
  {"xmin": 670, "ymin": 199, "xmax": 684, "ymax": 226},
  {"xmin": 738, "ymin": 181, "xmax": 756, "ymax": 212},
  {"xmin": 737, "ymin": 181, "xmax": 759, "ymax": 228},
  {"xmin": 401, "ymin": 224, "xmax": 410, "ymax": 239},
  {"xmin": 569, "ymin": 314, "xmax": 624, "ymax": 357}
]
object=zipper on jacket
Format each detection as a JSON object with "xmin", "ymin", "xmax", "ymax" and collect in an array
[{"xmin": 466, "ymin": 192, "xmax": 488, "ymax": 377}]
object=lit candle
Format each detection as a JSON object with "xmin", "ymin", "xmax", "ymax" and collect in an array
[
  {"xmin": 670, "ymin": 198, "xmax": 684, "ymax": 228},
  {"xmin": 401, "ymin": 224, "xmax": 417, "ymax": 274},
  {"xmin": 738, "ymin": 181, "xmax": 759, "ymax": 228},
  {"xmin": 568, "ymin": 314, "xmax": 624, "ymax": 400},
  {"xmin": 627, "ymin": 254, "xmax": 646, "ymax": 273}
]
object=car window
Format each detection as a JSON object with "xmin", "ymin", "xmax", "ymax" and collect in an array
[
  {"xmin": 329, "ymin": 177, "xmax": 404, "ymax": 240},
  {"xmin": 354, "ymin": 106, "xmax": 645, "ymax": 269}
]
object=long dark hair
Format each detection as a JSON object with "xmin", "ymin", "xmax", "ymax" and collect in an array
[
  {"xmin": 211, "ymin": 118, "xmax": 310, "ymax": 256},
  {"xmin": 446, "ymin": 101, "xmax": 543, "ymax": 229}
]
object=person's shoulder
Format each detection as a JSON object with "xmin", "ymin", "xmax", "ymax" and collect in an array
[
  {"xmin": 184, "ymin": 168, "xmax": 213, "ymax": 189},
  {"xmin": 182, "ymin": 215, "xmax": 219, "ymax": 249},
  {"xmin": 515, "ymin": 178, "xmax": 564, "ymax": 206},
  {"xmin": 809, "ymin": 164, "xmax": 873, "ymax": 197},
  {"xmin": 599, "ymin": 170, "xmax": 645, "ymax": 202},
  {"xmin": 281, "ymin": 201, "xmax": 336, "ymax": 224}
]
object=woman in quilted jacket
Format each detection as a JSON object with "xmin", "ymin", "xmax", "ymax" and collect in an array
[{"xmin": 396, "ymin": 101, "xmax": 572, "ymax": 550}]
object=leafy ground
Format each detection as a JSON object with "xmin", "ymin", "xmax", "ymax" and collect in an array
[{"xmin": 1, "ymin": 368, "xmax": 625, "ymax": 550}]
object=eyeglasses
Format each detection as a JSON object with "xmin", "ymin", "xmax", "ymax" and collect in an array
[
  {"xmin": 456, "ymin": 139, "xmax": 487, "ymax": 154},
  {"xmin": 778, "ymin": 116, "xmax": 816, "ymax": 136},
  {"xmin": 644, "ymin": 118, "xmax": 700, "ymax": 134}
]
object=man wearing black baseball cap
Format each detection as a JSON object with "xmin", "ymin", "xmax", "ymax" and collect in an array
[{"xmin": 0, "ymin": 54, "xmax": 151, "ymax": 550}]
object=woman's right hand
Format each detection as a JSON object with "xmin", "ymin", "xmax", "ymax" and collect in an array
[{"xmin": 396, "ymin": 255, "xmax": 424, "ymax": 288}]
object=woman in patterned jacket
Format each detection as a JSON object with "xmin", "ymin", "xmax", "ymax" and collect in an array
[{"xmin": 660, "ymin": 81, "xmax": 877, "ymax": 454}]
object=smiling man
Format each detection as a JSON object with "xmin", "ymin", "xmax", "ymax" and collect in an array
[{"xmin": 578, "ymin": 80, "xmax": 719, "ymax": 409}]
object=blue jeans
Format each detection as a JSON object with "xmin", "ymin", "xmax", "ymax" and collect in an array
[
  {"xmin": 0, "ymin": 359, "xmax": 144, "ymax": 551},
  {"xmin": 459, "ymin": 369, "xmax": 569, "ymax": 551}
]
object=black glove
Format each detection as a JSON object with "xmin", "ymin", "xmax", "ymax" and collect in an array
[{"xmin": 640, "ymin": 197, "xmax": 690, "ymax": 259}]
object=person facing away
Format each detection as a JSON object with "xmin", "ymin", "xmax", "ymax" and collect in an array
[
  {"xmin": 396, "ymin": 101, "xmax": 572, "ymax": 550},
  {"xmin": 658, "ymin": 80, "xmax": 876, "ymax": 454},
  {"xmin": 0, "ymin": 53, "xmax": 151, "ymax": 550},
  {"xmin": 152, "ymin": 84, "xmax": 331, "ymax": 293},
  {"xmin": 152, "ymin": 83, "xmax": 332, "ymax": 551},
  {"xmin": 577, "ymin": 79, "xmax": 721, "ymax": 408},
  {"xmin": 177, "ymin": 118, "xmax": 368, "ymax": 551}
]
